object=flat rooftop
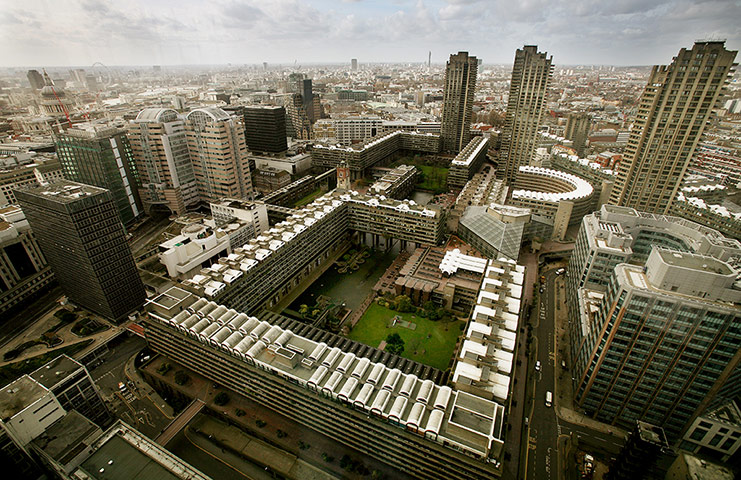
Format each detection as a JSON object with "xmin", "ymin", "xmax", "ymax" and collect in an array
[
  {"xmin": 0, "ymin": 376, "xmax": 48, "ymax": 420},
  {"xmin": 656, "ymin": 248, "xmax": 734, "ymax": 275},
  {"xmin": 32, "ymin": 410, "xmax": 100, "ymax": 467},
  {"xmin": 30, "ymin": 354, "xmax": 83, "ymax": 389},
  {"xmin": 76, "ymin": 423, "xmax": 211, "ymax": 480},
  {"xmin": 20, "ymin": 180, "xmax": 108, "ymax": 203}
]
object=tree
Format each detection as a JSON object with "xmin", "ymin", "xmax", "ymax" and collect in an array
[
  {"xmin": 394, "ymin": 295, "xmax": 413, "ymax": 313},
  {"xmin": 174, "ymin": 370, "xmax": 189, "ymax": 386},
  {"xmin": 299, "ymin": 304, "xmax": 309, "ymax": 316},
  {"xmin": 340, "ymin": 455, "xmax": 351, "ymax": 469},
  {"xmin": 385, "ymin": 333, "xmax": 405, "ymax": 355},
  {"xmin": 214, "ymin": 392, "xmax": 229, "ymax": 406}
]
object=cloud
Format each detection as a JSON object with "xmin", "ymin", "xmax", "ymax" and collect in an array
[{"xmin": 0, "ymin": 0, "xmax": 739, "ymax": 66}]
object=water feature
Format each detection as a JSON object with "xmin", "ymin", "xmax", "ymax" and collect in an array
[{"xmin": 288, "ymin": 247, "xmax": 396, "ymax": 313}]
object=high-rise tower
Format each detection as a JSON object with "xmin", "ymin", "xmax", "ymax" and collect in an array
[
  {"xmin": 26, "ymin": 70, "xmax": 44, "ymax": 90},
  {"xmin": 564, "ymin": 112, "xmax": 590, "ymax": 157},
  {"xmin": 499, "ymin": 46, "xmax": 553, "ymax": 185},
  {"xmin": 55, "ymin": 124, "xmax": 143, "ymax": 225},
  {"xmin": 128, "ymin": 108, "xmax": 198, "ymax": 215},
  {"xmin": 15, "ymin": 181, "xmax": 146, "ymax": 322},
  {"xmin": 441, "ymin": 51, "xmax": 478, "ymax": 153},
  {"xmin": 609, "ymin": 41, "xmax": 737, "ymax": 214},
  {"xmin": 351, "ymin": 58, "xmax": 358, "ymax": 71}
]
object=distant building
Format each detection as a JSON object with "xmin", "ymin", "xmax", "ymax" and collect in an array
[
  {"xmin": 243, "ymin": 106, "xmax": 288, "ymax": 155},
  {"xmin": 26, "ymin": 69, "xmax": 44, "ymax": 90},
  {"xmin": 38, "ymin": 72, "xmax": 74, "ymax": 120},
  {"xmin": 351, "ymin": 58, "xmax": 358, "ymax": 71},
  {"xmin": 441, "ymin": 52, "xmax": 478, "ymax": 153},
  {"xmin": 609, "ymin": 41, "xmax": 737, "ymax": 214},
  {"xmin": 129, "ymin": 108, "xmax": 199, "ymax": 215},
  {"xmin": 15, "ymin": 181, "xmax": 146, "ymax": 322},
  {"xmin": 185, "ymin": 108, "xmax": 253, "ymax": 203},
  {"xmin": 284, "ymin": 93, "xmax": 312, "ymax": 139},
  {"xmin": 0, "ymin": 206, "xmax": 54, "ymax": 316},
  {"xmin": 254, "ymin": 166, "xmax": 291, "ymax": 194},
  {"xmin": 499, "ymin": 46, "xmax": 553, "ymax": 185},
  {"xmin": 55, "ymin": 124, "xmax": 143, "ymax": 225},
  {"xmin": 564, "ymin": 112, "xmax": 590, "ymax": 157}
]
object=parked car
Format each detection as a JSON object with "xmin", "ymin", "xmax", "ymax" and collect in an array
[{"xmin": 535, "ymin": 360, "xmax": 541, "ymax": 371}]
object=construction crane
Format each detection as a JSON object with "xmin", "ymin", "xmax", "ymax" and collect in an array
[{"xmin": 43, "ymin": 69, "xmax": 71, "ymax": 125}]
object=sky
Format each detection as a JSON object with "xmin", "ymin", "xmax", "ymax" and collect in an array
[{"xmin": 1, "ymin": 0, "xmax": 740, "ymax": 68}]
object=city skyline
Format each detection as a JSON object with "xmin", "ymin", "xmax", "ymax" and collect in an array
[{"xmin": 1, "ymin": 0, "xmax": 740, "ymax": 68}]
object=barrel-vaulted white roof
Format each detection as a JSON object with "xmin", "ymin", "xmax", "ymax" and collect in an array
[
  {"xmin": 148, "ymin": 287, "xmax": 506, "ymax": 461},
  {"xmin": 186, "ymin": 107, "xmax": 232, "ymax": 122},
  {"xmin": 135, "ymin": 108, "xmax": 179, "ymax": 123}
]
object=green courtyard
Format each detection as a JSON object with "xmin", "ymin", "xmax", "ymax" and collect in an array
[{"xmin": 347, "ymin": 303, "xmax": 463, "ymax": 371}]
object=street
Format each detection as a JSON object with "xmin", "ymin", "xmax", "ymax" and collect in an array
[
  {"xmin": 522, "ymin": 262, "xmax": 627, "ymax": 480},
  {"xmin": 89, "ymin": 335, "xmax": 171, "ymax": 438}
]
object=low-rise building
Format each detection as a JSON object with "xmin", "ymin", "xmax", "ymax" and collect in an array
[
  {"xmin": 253, "ymin": 166, "xmax": 291, "ymax": 194},
  {"xmin": 369, "ymin": 164, "xmax": 418, "ymax": 199},
  {"xmin": 680, "ymin": 399, "xmax": 741, "ymax": 463},
  {"xmin": 448, "ymin": 136, "xmax": 489, "ymax": 189},
  {"xmin": 458, "ymin": 204, "xmax": 530, "ymax": 261}
]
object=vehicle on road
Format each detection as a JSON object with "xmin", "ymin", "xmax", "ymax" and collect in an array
[
  {"xmin": 555, "ymin": 268, "xmax": 566, "ymax": 275},
  {"xmin": 539, "ymin": 286, "xmax": 544, "ymax": 293},
  {"xmin": 524, "ymin": 417, "xmax": 529, "ymax": 426},
  {"xmin": 540, "ymin": 275, "xmax": 546, "ymax": 283},
  {"xmin": 118, "ymin": 382, "xmax": 126, "ymax": 391},
  {"xmin": 545, "ymin": 391, "xmax": 553, "ymax": 407},
  {"xmin": 535, "ymin": 360, "xmax": 541, "ymax": 371}
]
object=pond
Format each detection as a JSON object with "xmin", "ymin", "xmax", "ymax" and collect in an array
[{"xmin": 288, "ymin": 247, "xmax": 396, "ymax": 313}]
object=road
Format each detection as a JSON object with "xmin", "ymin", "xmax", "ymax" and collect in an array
[
  {"xmin": 166, "ymin": 427, "xmax": 256, "ymax": 480},
  {"xmin": 523, "ymin": 263, "xmax": 627, "ymax": 479},
  {"xmin": 525, "ymin": 268, "xmax": 560, "ymax": 480},
  {"xmin": 89, "ymin": 335, "xmax": 171, "ymax": 438}
]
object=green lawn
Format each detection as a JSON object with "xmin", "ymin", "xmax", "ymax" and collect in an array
[
  {"xmin": 292, "ymin": 188, "xmax": 324, "ymax": 207},
  {"xmin": 417, "ymin": 165, "xmax": 448, "ymax": 192},
  {"xmin": 347, "ymin": 303, "xmax": 463, "ymax": 370}
]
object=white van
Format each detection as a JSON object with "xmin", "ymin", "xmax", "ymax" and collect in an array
[{"xmin": 545, "ymin": 391, "xmax": 553, "ymax": 407}]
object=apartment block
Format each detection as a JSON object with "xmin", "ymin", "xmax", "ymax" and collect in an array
[
  {"xmin": 453, "ymin": 257, "xmax": 525, "ymax": 406},
  {"xmin": 499, "ymin": 46, "xmax": 553, "ymax": 185},
  {"xmin": 609, "ymin": 41, "xmax": 737, "ymax": 214},
  {"xmin": 448, "ymin": 136, "xmax": 489, "ymax": 189},
  {"xmin": 180, "ymin": 190, "xmax": 444, "ymax": 314},
  {"xmin": 441, "ymin": 52, "xmax": 478, "ymax": 153},
  {"xmin": 312, "ymin": 130, "xmax": 440, "ymax": 179},
  {"xmin": 143, "ymin": 286, "xmax": 506, "ymax": 479},
  {"xmin": 369, "ymin": 164, "xmax": 418, "ymax": 199},
  {"xmin": 564, "ymin": 112, "xmax": 590, "ymax": 157}
]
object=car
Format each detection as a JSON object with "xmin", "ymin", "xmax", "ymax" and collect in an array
[
  {"xmin": 555, "ymin": 268, "xmax": 566, "ymax": 275},
  {"xmin": 524, "ymin": 417, "xmax": 529, "ymax": 426},
  {"xmin": 545, "ymin": 391, "xmax": 553, "ymax": 407},
  {"xmin": 535, "ymin": 360, "xmax": 541, "ymax": 371},
  {"xmin": 118, "ymin": 382, "xmax": 126, "ymax": 391},
  {"xmin": 539, "ymin": 287, "xmax": 544, "ymax": 294}
]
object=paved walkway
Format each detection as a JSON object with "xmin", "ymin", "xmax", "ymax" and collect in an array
[{"xmin": 156, "ymin": 399, "xmax": 205, "ymax": 445}]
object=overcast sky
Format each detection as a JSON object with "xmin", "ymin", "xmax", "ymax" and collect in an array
[{"xmin": 2, "ymin": 0, "xmax": 739, "ymax": 68}]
